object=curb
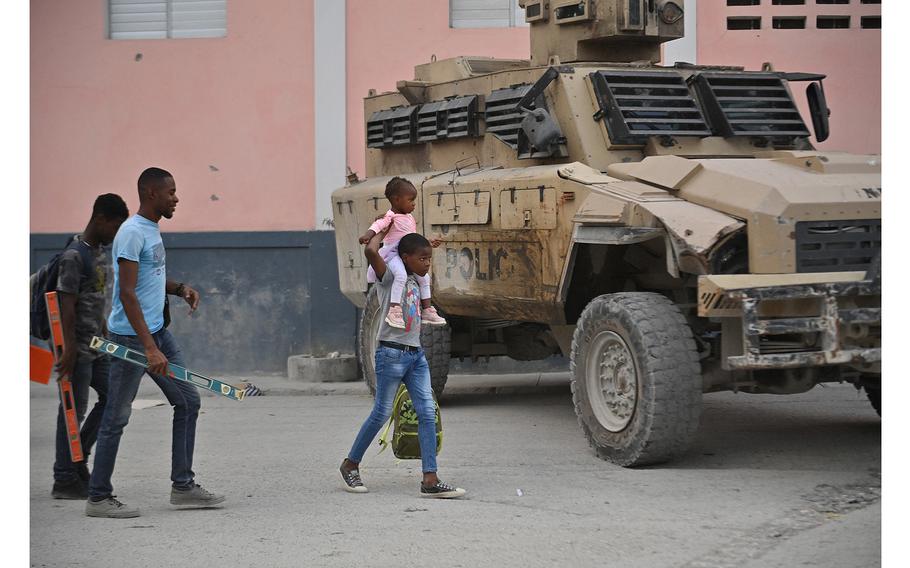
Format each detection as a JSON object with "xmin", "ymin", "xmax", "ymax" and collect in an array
[
  {"xmin": 256, "ymin": 372, "xmax": 571, "ymax": 398},
  {"xmin": 260, "ymin": 382, "xmax": 571, "ymax": 398},
  {"xmin": 30, "ymin": 373, "xmax": 572, "ymax": 399}
]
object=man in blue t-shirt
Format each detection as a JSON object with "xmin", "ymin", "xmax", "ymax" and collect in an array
[{"xmin": 86, "ymin": 167, "xmax": 224, "ymax": 519}]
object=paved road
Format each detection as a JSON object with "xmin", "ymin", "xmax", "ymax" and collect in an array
[{"xmin": 30, "ymin": 380, "xmax": 880, "ymax": 568}]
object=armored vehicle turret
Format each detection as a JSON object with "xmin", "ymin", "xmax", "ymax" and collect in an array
[{"xmin": 332, "ymin": 0, "xmax": 881, "ymax": 466}]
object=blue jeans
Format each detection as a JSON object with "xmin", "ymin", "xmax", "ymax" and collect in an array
[
  {"xmin": 53, "ymin": 354, "xmax": 110, "ymax": 482},
  {"xmin": 88, "ymin": 329, "xmax": 201, "ymax": 498},
  {"xmin": 348, "ymin": 345, "xmax": 438, "ymax": 473}
]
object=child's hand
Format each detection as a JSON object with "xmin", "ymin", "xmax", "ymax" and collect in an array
[
  {"xmin": 430, "ymin": 237, "xmax": 443, "ymax": 248},
  {"xmin": 358, "ymin": 230, "xmax": 377, "ymax": 245},
  {"xmin": 364, "ymin": 227, "xmax": 389, "ymax": 248}
]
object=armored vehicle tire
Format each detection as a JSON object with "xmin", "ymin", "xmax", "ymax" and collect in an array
[
  {"xmin": 357, "ymin": 285, "xmax": 451, "ymax": 399},
  {"xmin": 864, "ymin": 384, "xmax": 881, "ymax": 416},
  {"xmin": 570, "ymin": 292, "xmax": 702, "ymax": 467}
]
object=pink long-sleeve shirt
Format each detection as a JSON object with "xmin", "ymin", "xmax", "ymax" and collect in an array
[{"xmin": 369, "ymin": 210, "xmax": 416, "ymax": 245}]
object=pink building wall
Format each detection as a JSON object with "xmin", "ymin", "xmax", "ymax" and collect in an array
[
  {"xmin": 345, "ymin": 0, "xmax": 530, "ymax": 178},
  {"xmin": 697, "ymin": 1, "xmax": 881, "ymax": 155},
  {"xmin": 31, "ymin": 1, "xmax": 881, "ymax": 235},
  {"xmin": 30, "ymin": 0, "xmax": 315, "ymax": 233}
]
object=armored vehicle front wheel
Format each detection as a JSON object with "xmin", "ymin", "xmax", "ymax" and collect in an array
[
  {"xmin": 570, "ymin": 292, "xmax": 702, "ymax": 466},
  {"xmin": 357, "ymin": 286, "xmax": 451, "ymax": 398}
]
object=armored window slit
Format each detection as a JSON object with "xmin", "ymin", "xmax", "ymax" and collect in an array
[
  {"xmin": 485, "ymin": 84, "xmax": 540, "ymax": 149},
  {"xmin": 366, "ymin": 105, "xmax": 418, "ymax": 148},
  {"xmin": 416, "ymin": 96, "xmax": 479, "ymax": 143},
  {"xmin": 590, "ymin": 70, "xmax": 712, "ymax": 144},
  {"xmin": 692, "ymin": 72, "xmax": 810, "ymax": 138}
]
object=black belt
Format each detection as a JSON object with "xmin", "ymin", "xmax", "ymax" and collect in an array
[{"xmin": 379, "ymin": 341, "xmax": 421, "ymax": 352}]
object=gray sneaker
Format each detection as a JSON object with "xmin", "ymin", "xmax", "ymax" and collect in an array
[
  {"xmin": 170, "ymin": 483, "xmax": 226, "ymax": 508},
  {"xmin": 85, "ymin": 496, "xmax": 140, "ymax": 518},
  {"xmin": 340, "ymin": 465, "xmax": 368, "ymax": 493}
]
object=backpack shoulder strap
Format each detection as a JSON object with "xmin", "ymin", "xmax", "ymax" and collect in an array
[
  {"xmin": 377, "ymin": 415, "xmax": 394, "ymax": 455},
  {"xmin": 376, "ymin": 384, "xmax": 409, "ymax": 455},
  {"xmin": 71, "ymin": 240, "xmax": 96, "ymax": 280}
]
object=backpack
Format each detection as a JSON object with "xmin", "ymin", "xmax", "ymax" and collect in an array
[
  {"xmin": 29, "ymin": 238, "xmax": 94, "ymax": 340},
  {"xmin": 378, "ymin": 384, "xmax": 442, "ymax": 460}
]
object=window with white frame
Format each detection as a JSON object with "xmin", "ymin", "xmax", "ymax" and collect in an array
[
  {"xmin": 108, "ymin": 0, "xmax": 226, "ymax": 40},
  {"xmin": 450, "ymin": 0, "xmax": 528, "ymax": 28}
]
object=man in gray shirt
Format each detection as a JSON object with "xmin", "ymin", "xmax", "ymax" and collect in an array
[
  {"xmin": 52, "ymin": 194, "xmax": 129, "ymax": 499},
  {"xmin": 340, "ymin": 231, "xmax": 465, "ymax": 498}
]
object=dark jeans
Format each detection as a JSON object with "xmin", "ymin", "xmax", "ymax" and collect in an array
[
  {"xmin": 53, "ymin": 354, "xmax": 110, "ymax": 482},
  {"xmin": 88, "ymin": 329, "xmax": 201, "ymax": 499}
]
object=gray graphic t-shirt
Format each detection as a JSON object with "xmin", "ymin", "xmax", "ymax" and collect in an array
[
  {"xmin": 55, "ymin": 235, "xmax": 110, "ymax": 359},
  {"xmin": 375, "ymin": 267, "xmax": 422, "ymax": 347}
]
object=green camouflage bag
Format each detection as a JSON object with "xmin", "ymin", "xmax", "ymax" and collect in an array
[{"xmin": 378, "ymin": 384, "xmax": 442, "ymax": 460}]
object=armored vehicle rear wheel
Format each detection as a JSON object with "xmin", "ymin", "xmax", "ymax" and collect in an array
[
  {"xmin": 570, "ymin": 292, "xmax": 702, "ymax": 466},
  {"xmin": 357, "ymin": 286, "xmax": 451, "ymax": 398},
  {"xmin": 863, "ymin": 381, "xmax": 881, "ymax": 417},
  {"xmin": 865, "ymin": 386, "xmax": 881, "ymax": 416}
]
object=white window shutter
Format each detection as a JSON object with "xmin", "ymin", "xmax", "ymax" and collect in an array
[
  {"xmin": 170, "ymin": 0, "xmax": 227, "ymax": 39},
  {"xmin": 109, "ymin": 0, "xmax": 168, "ymax": 40},
  {"xmin": 109, "ymin": 0, "xmax": 226, "ymax": 39},
  {"xmin": 451, "ymin": 0, "xmax": 526, "ymax": 29}
]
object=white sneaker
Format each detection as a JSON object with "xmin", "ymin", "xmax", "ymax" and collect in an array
[{"xmin": 422, "ymin": 306, "xmax": 447, "ymax": 326}]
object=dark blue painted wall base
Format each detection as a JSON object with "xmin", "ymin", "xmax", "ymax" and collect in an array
[{"xmin": 31, "ymin": 231, "xmax": 358, "ymax": 373}]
